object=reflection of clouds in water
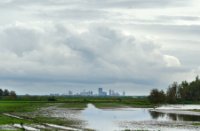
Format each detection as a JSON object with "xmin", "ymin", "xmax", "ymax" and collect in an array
[{"xmin": 81, "ymin": 104, "xmax": 157, "ymax": 130}]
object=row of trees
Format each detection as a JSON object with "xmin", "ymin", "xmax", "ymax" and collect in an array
[
  {"xmin": 0, "ymin": 88, "xmax": 17, "ymax": 99},
  {"xmin": 149, "ymin": 76, "xmax": 200, "ymax": 104}
]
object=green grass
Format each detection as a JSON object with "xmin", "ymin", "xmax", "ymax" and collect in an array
[
  {"xmin": 0, "ymin": 130, "xmax": 23, "ymax": 131},
  {"xmin": 93, "ymin": 102, "xmax": 154, "ymax": 108},
  {"xmin": 0, "ymin": 101, "xmax": 84, "ymax": 128},
  {"xmin": 0, "ymin": 97, "xmax": 154, "ymax": 112},
  {"xmin": 0, "ymin": 114, "xmax": 30, "ymax": 125},
  {"xmin": 90, "ymin": 97, "xmax": 154, "ymax": 108},
  {"xmin": 0, "ymin": 113, "xmax": 82, "ymax": 128},
  {"xmin": 57, "ymin": 97, "xmax": 154, "ymax": 109},
  {"xmin": 190, "ymin": 109, "xmax": 200, "ymax": 112},
  {"xmin": 0, "ymin": 101, "xmax": 49, "ymax": 113},
  {"xmin": 93, "ymin": 102, "xmax": 127, "ymax": 108},
  {"xmin": 192, "ymin": 122, "xmax": 200, "ymax": 126}
]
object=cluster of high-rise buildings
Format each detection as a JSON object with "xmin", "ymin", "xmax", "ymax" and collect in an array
[{"xmin": 64, "ymin": 88, "xmax": 125, "ymax": 97}]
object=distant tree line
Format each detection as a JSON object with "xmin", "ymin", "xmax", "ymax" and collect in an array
[
  {"xmin": 149, "ymin": 76, "xmax": 200, "ymax": 104},
  {"xmin": 0, "ymin": 88, "xmax": 17, "ymax": 99}
]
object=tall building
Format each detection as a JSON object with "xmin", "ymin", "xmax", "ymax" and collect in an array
[
  {"xmin": 68, "ymin": 90, "xmax": 73, "ymax": 96},
  {"xmin": 98, "ymin": 88, "xmax": 103, "ymax": 95},
  {"xmin": 123, "ymin": 91, "xmax": 126, "ymax": 96},
  {"xmin": 98, "ymin": 88, "xmax": 107, "ymax": 96},
  {"xmin": 108, "ymin": 89, "xmax": 120, "ymax": 96},
  {"xmin": 109, "ymin": 89, "xmax": 112, "ymax": 96}
]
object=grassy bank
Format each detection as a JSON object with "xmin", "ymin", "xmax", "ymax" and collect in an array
[
  {"xmin": 0, "ymin": 114, "xmax": 30, "ymax": 125},
  {"xmin": 57, "ymin": 96, "xmax": 154, "ymax": 108},
  {"xmin": 0, "ymin": 102, "xmax": 47, "ymax": 125},
  {"xmin": 0, "ymin": 101, "xmax": 49, "ymax": 113},
  {"xmin": 0, "ymin": 96, "xmax": 154, "ymax": 110}
]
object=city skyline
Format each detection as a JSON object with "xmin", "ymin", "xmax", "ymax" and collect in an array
[{"xmin": 51, "ymin": 88, "xmax": 126, "ymax": 97}]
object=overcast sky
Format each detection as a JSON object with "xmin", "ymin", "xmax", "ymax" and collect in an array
[{"xmin": 0, "ymin": 0, "xmax": 200, "ymax": 95}]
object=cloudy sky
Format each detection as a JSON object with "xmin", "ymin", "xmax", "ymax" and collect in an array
[{"xmin": 0, "ymin": 0, "xmax": 200, "ymax": 95}]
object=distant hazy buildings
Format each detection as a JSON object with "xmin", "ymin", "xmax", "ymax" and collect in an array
[
  {"xmin": 123, "ymin": 91, "xmax": 126, "ymax": 96},
  {"xmin": 80, "ymin": 90, "xmax": 93, "ymax": 96},
  {"xmin": 98, "ymin": 88, "xmax": 107, "ymax": 96},
  {"xmin": 109, "ymin": 89, "xmax": 120, "ymax": 96},
  {"xmin": 60, "ymin": 88, "xmax": 126, "ymax": 97},
  {"xmin": 68, "ymin": 90, "xmax": 73, "ymax": 96}
]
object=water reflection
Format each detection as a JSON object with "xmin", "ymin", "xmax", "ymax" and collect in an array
[
  {"xmin": 79, "ymin": 104, "xmax": 200, "ymax": 130},
  {"xmin": 40, "ymin": 104, "xmax": 200, "ymax": 131},
  {"xmin": 149, "ymin": 111, "xmax": 165, "ymax": 119},
  {"xmin": 81, "ymin": 104, "xmax": 153, "ymax": 130},
  {"xmin": 149, "ymin": 110, "xmax": 200, "ymax": 121}
]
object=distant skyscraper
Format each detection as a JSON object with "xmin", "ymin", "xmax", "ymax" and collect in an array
[
  {"xmin": 98, "ymin": 88, "xmax": 103, "ymax": 95},
  {"xmin": 68, "ymin": 90, "xmax": 73, "ymax": 96},
  {"xmin": 123, "ymin": 91, "xmax": 125, "ymax": 96},
  {"xmin": 98, "ymin": 88, "xmax": 107, "ymax": 96},
  {"xmin": 109, "ymin": 89, "xmax": 112, "ymax": 96}
]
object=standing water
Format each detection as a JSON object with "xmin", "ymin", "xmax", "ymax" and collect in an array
[
  {"xmin": 81, "ymin": 104, "xmax": 153, "ymax": 130},
  {"xmin": 80, "ymin": 104, "xmax": 200, "ymax": 131}
]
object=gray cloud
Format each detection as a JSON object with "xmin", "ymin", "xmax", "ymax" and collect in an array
[
  {"xmin": 0, "ymin": 23, "xmax": 184, "ymax": 94},
  {"xmin": 0, "ymin": 0, "xmax": 199, "ymax": 95},
  {"xmin": 0, "ymin": 0, "xmax": 189, "ymax": 8},
  {"xmin": 36, "ymin": 9, "xmax": 108, "ymax": 21}
]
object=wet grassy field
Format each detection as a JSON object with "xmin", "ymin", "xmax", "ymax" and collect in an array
[
  {"xmin": 1, "ymin": 97, "xmax": 200, "ymax": 130},
  {"xmin": 0, "ymin": 96, "xmax": 153, "ymax": 130}
]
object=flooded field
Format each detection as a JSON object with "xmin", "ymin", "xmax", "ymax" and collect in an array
[
  {"xmin": 2, "ymin": 104, "xmax": 200, "ymax": 130},
  {"xmin": 81, "ymin": 104, "xmax": 200, "ymax": 130},
  {"xmin": 37, "ymin": 104, "xmax": 200, "ymax": 131}
]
